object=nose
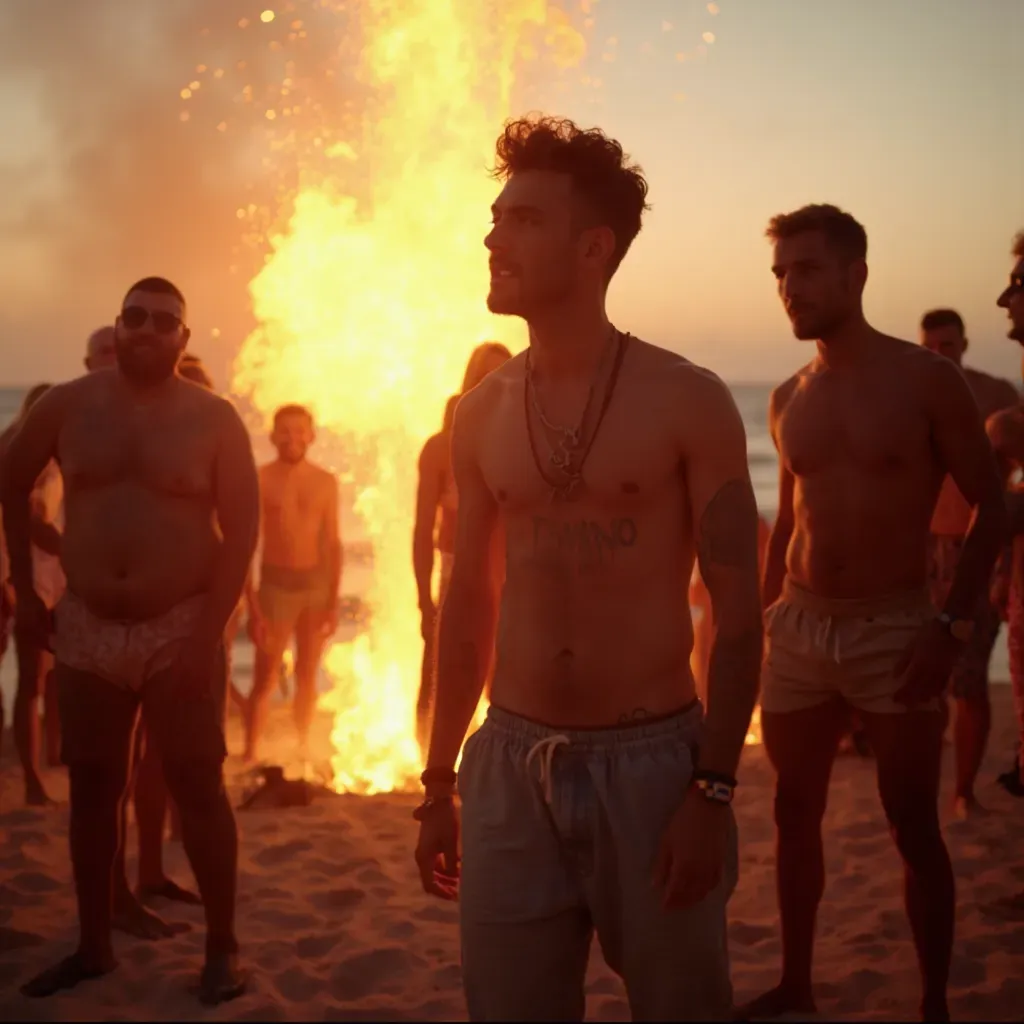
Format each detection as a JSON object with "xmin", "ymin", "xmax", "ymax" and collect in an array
[{"xmin": 998, "ymin": 287, "xmax": 1012, "ymax": 309}]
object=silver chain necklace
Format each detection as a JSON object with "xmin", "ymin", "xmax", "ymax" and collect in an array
[{"xmin": 524, "ymin": 326, "xmax": 618, "ymax": 499}]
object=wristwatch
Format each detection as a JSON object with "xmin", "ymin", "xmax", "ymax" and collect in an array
[
  {"xmin": 691, "ymin": 769, "xmax": 736, "ymax": 806},
  {"xmin": 937, "ymin": 612, "xmax": 975, "ymax": 644}
]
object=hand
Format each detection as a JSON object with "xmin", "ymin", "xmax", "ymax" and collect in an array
[
  {"xmin": 652, "ymin": 786, "xmax": 730, "ymax": 910},
  {"xmin": 414, "ymin": 797, "xmax": 460, "ymax": 901},
  {"xmin": 246, "ymin": 608, "xmax": 267, "ymax": 651},
  {"xmin": 320, "ymin": 601, "xmax": 340, "ymax": 640},
  {"xmin": 893, "ymin": 618, "xmax": 960, "ymax": 706},
  {"xmin": 420, "ymin": 601, "xmax": 436, "ymax": 643},
  {"xmin": 14, "ymin": 588, "xmax": 51, "ymax": 648}
]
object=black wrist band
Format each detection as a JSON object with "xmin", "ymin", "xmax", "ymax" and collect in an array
[
  {"xmin": 420, "ymin": 766, "xmax": 457, "ymax": 788},
  {"xmin": 692, "ymin": 768, "xmax": 738, "ymax": 789}
]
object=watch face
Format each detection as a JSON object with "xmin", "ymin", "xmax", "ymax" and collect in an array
[{"xmin": 950, "ymin": 620, "xmax": 975, "ymax": 643}]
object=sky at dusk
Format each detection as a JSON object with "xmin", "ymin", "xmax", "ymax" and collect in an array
[{"xmin": 0, "ymin": 0, "xmax": 1021, "ymax": 388}]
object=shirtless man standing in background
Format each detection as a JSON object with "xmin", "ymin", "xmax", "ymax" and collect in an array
[
  {"xmin": 83, "ymin": 327, "xmax": 116, "ymax": 372},
  {"xmin": 745, "ymin": 206, "xmax": 1006, "ymax": 1023},
  {"xmin": 3, "ymin": 276, "xmax": 258, "ymax": 1003},
  {"xmin": 415, "ymin": 116, "xmax": 763, "ymax": 1021},
  {"xmin": 984, "ymin": 229, "xmax": 1024, "ymax": 796},
  {"xmin": 918, "ymin": 308, "xmax": 1017, "ymax": 818},
  {"xmin": 244, "ymin": 405, "xmax": 341, "ymax": 764}
]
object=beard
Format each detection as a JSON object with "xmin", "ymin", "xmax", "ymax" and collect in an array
[
  {"xmin": 487, "ymin": 269, "xmax": 575, "ymax": 318},
  {"xmin": 115, "ymin": 336, "xmax": 181, "ymax": 385},
  {"xmin": 790, "ymin": 308, "xmax": 847, "ymax": 342}
]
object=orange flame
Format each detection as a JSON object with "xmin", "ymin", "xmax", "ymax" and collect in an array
[{"xmin": 232, "ymin": 1, "xmax": 587, "ymax": 793}]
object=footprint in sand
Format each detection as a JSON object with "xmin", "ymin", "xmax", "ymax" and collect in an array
[
  {"xmin": 0, "ymin": 882, "xmax": 36, "ymax": 908},
  {"xmin": 330, "ymin": 948, "xmax": 426, "ymax": 1000},
  {"xmin": 10, "ymin": 870, "xmax": 61, "ymax": 894},
  {"xmin": 296, "ymin": 932, "xmax": 345, "ymax": 958},
  {"xmin": 251, "ymin": 908, "xmax": 320, "ymax": 930},
  {"xmin": 308, "ymin": 887, "xmax": 365, "ymax": 913},
  {"xmin": 252, "ymin": 839, "xmax": 314, "ymax": 867},
  {"xmin": 728, "ymin": 921, "xmax": 775, "ymax": 946},
  {"xmin": 8, "ymin": 829, "xmax": 49, "ymax": 846},
  {"xmin": 251, "ymin": 886, "xmax": 293, "ymax": 900},
  {"xmin": 273, "ymin": 964, "xmax": 327, "ymax": 1002},
  {"xmin": 384, "ymin": 919, "xmax": 416, "ymax": 941},
  {"xmin": 415, "ymin": 904, "xmax": 458, "ymax": 925},
  {"xmin": 0, "ymin": 926, "xmax": 45, "ymax": 953}
]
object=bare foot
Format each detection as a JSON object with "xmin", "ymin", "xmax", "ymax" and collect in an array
[
  {"xmin": 199, "ymin": 952, "xmax": 248, "ymax": 1006},
  {"xmin": 137, "ymin": 878, "xmax": 202, "ymax": 906},
  {"xmin": 21, "ymin": 950, "xmax": 117, "ymax": 998},
  {"xmin": 112, "ymin": 895, "xmax": 191, "ymax": 939},
  {"xmin": 734, "ymin": 985, "xmax": 816, "ymax": 1020},
  {"xmin": 952, "ymin": 795, "xmax": 990, "ymax": 821}
]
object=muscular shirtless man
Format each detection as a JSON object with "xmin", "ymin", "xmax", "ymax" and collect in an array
[
  {"xmin": 744, "ymin": 205, "xmax": 1006, "ymax": 1022},
  {"xmin": 919, "ymin": 308, "xmax": 1018, "ymax": 817},
  {"xmin": 985, "ymin": 230, "xmax": 1024, "ymax": 797},
  {"xmin": 2, "ymin": 276, "xmax": 258, "ymax": 1002},
  {"xmin": 244, "ymin": 405, "xmax": 341, "ymax": 764},
  {"xmin": 414, "ymin": 116, "xmax": 762, "ymax": 1022}
]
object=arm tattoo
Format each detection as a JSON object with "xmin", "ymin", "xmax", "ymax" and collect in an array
[{"xmin": 696, "ymin": 478, "xmax": 760, "ymax": 578}]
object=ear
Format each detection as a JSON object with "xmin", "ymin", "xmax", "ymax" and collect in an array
[
  {"xmin": 582, "ymin": 225, "xmax": 616, "ymax": 270},
  {"xmin": 180, "ymin": 326, "xmax": 192, "ymax": 347},
  {"xmin": 850, "ymin": 258, "xmax": 868, "ymax": 292}
]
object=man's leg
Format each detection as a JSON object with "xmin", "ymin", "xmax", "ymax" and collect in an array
[
  {"xmin": 13, "ymin": 627, "xmax": 50, "ymax": 804},
  {"xmin": 949, "ymin": 605, "xmax": 999, "ymax": 816},
  {"xmin": 459, "ymin": 718, "xmax": 588, "ymax": 1021},
  {"xmin": 862, "ymin": 707, "xmax": 953, "ymax": 1022},
  {"xmin": 41, "ymin": 653, "xmax": 61, "ymax": 767},
  {"xmin": 135, "ymin": 729, "xmax": 200, "ymax": 903},
  {"xmin": 244, "ymin": 621, "xmax": 292, "ymax": 763},
  {"xmin": 293, "ymin": 606, "xmax": 328, "ymax": 757},
  {"xmin": 416, "ymin": 624, "xmax": 436, "ymax": 759},
  {"xmin": 145, "ymin": 649, "xmax": 245, "ymax": 1005},
  {"xmin": 21, "ymin": 664, "xmax": 137, "ymax": 997},
  {"xmin": 737, "ymin": 699, "xmax": 849, "ymax": 1018}
]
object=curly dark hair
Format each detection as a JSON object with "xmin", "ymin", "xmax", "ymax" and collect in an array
[
  {"xmin": 765, "ymin": 203, "xmax": 868, "ymax": 263},
  {"xmin": 492, "ymin": 115, "xmax": 649, "ymax": 276}
]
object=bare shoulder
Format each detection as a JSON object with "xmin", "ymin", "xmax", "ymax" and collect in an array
[
  {"xmin": 457, "ymin": 350, "xmax": 523, "ymax": 425},
  {"xmin": 308, "ymin": 461, "xmax": 338, "ymax": 491},
  {"xmin": 769, "ymin": 370, "xmax": 804, "ymax": 419},
  {"xmin": 986, "ymin": 403, "xmax": 1024, "ymax": 446},
  {"xmin": 964, "ymin": 367, "xmax": 1019, "ymax": 409}
]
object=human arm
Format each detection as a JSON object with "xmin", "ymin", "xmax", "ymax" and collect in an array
[
  {"xmin": 322, "ymin": 472, "xmax": 343, "ymax": 628},
  {"xmin": 987, "ymin": 409, "xmax": 1024, "ymax": 534},
  {"xmin": 0, "ymin": 388, "xmax": 66, "ymax": 602},
  {"xmin": 422, "ymin": 399, "xmax": 500, "ymax": 796},
  {"xmin": 761, "ymin": 386, "xmax": 794, "ymax": 608},
  {"xmin": 930, "ymin": 360, "xmax": 1007, "ymax": 620},
  {"xmin": 194, "ymin": 404, "xmax": 261, "ymax": 652},
  {"xmin": 684, "ymin": 372, "xmax": 763, "ymax": 781},
  {"xmin": 413, "ymin": 437, "xmax": 443, "ymax": 618}
]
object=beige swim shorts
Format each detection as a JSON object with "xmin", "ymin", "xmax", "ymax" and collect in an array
[{"xmin": 761, "ymin": 579, "xmax": 942, "ymax": 715}]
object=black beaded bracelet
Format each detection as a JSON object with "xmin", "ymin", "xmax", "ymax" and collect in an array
[{"xmin": 420, "ymin": 766, "xmax": 457, "ymax": 788}]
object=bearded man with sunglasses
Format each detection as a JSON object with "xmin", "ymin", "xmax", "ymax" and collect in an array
[{"xmin": 1, "ymin": 277, "xmax": 259, "ymax": 1004}]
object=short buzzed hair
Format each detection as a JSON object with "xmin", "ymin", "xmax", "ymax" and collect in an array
[
  {"xmin": 123, "ymin": 276, "xmax": 186, "ymax": 308},
  {"xmin": 920, "ymin": 309, "xmax": 965, "ymax": 335},
  {"xmin": 765, "ymin": 203, "xmax": 868, "ymax": 262},
  {"xmin": 273, "ymin": 404, "xmax": 314, "ymax": 429},
  {"xmin": 1013, "ymin": 231, "xmax": 1024, "ymax": 259}
]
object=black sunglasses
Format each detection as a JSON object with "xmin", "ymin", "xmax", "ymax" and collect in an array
[{"xmin": 121, "ymin": 305, "xmax": 183, "ymax": 334}]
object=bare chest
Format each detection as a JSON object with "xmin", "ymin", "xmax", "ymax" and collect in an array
[
  {"xmin": 778, "ymin": 376, "xmax": 930, "ymax": 478},
  {"xmin": 261, "ymin": 473, "xmax": 325, "ymax": 525},
  {"xmin": 59, "ymin": 404, "xmax": 216, "ymax": 497}
]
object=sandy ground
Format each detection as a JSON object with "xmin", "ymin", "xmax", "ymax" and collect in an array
[{"xmin": 1, "ymin": 688, "xmax": 1022, "ymax": 1022}]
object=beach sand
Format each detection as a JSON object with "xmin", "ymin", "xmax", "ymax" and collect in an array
[{"xmin": 1, "ymin": 688, "xmax": 1022, "ymax": 1022}]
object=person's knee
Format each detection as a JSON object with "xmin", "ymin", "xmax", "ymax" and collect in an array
[
  {"xmin": 774, "ymin": 779, "xmax": 827, "ymax": 837},
  {"xmin": 162, "ymin": 757, "xmax": 228, "ymax": 816},
  {"xmin": 68, "ymin": 760, "xmax": 129, "ymax": 811},
  {"xmin": 883, "ymin": 801, "xmax": 944, "ymax": 863}
]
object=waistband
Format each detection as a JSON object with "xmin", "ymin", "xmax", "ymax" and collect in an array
[
  {"xmin": 59, "ymin": 589, "xmax": 207, "ymax": 626},
  {"xmin": 484, "ymin": 699, "xmax": 702, "ymax": 752},
  {"xmin": 780, "ymin": 578, "xmax": 933, "ymax": 619},
  {"xmin": 260, "ymin": 563, "xmax": 327, "ymax": 591}
]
